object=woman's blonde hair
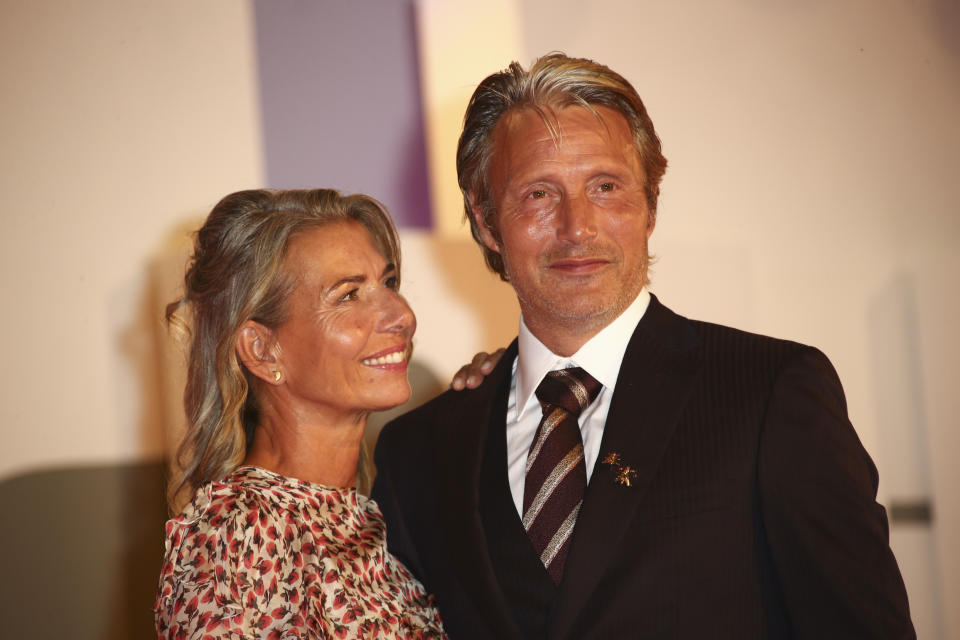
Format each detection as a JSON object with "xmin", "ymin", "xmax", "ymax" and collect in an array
[{"xmin": 166, "ymin": 189, "xmax": 400, "ymax": 510}]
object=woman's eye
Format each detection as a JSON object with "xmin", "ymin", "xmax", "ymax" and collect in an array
[
  {"xmin": 384, "ymin": 276, "xmax": 399, "ymax": 291},
  {"xmin": 598, "ymin": 182, "xmax": 616, "ymax": 192},
  {"xmin": 529, "ymin": 189, "xmax": 547, "ymax": 200},
  {"xmin": 338, "ymin": 288, "xmax": 360, "ymax": 303}
]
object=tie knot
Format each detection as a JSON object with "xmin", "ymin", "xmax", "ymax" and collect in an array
[{"xmin": 535, "ymin": 367, "xmax": 602, "ymax": 418}]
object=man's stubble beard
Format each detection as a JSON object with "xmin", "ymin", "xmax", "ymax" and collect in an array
[{"xmin": 505, "ymin": 243, "xmax": 650, "ymax": 338}]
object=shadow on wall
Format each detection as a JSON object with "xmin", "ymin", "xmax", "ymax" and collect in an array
[
  {"xmin": 868, "ymin": 272, "xmax": 944, "ymax": 639},
  {"xmin": 0, "ymin": 461, "xmax": 169, "ymax": 639},
  {"xmin": 0, "ymin": 218, "xmax": 206, "ymax": 638},
  {"xmin": 935, "ymin": 0, "xmax": 960, "ymax": 56}
]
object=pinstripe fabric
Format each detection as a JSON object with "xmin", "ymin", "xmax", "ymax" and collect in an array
[
  {"xmin": 373, "ymin": 295, "xmax": 915, "ymax": 638},
  {"xmin": 523, "ymin": 367, "xmax": 601, "ymax": 583}
]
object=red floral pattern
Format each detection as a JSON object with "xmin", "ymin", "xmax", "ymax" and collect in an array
[{"xmin": 155, "ymin": 466, "xmax": 447, "ymax": 639}]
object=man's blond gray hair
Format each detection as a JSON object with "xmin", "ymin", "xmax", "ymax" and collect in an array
[{"xmin": 456, "ymin": 53, "xmax": 668, "ymax": 280}]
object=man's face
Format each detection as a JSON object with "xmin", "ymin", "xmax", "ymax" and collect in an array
[{"xmin": 473, "ymin": 105, "xmax": 654, "ymax": 353}]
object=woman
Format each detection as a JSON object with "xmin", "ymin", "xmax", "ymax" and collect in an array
[{"xmin": 155, "ymin": 189, "xmax": 447, "ymax": 638}]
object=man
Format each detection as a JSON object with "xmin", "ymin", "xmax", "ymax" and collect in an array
[{"xmin": 373, "ymin": 53, "xmax": 914, "ymax": 639}]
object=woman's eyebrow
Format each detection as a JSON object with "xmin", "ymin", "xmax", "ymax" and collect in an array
[{"xmin": 326, "ymin": 274, "xmax": 366, "ymax": 292}]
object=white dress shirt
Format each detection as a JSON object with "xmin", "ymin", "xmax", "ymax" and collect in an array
[{"xmin": 505, "ymin": 288, "xmax": 651, "ymax": 517}]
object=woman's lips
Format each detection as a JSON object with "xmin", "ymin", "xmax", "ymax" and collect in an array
[{"xmin": 361, "ymin": 345, "xmax": 408, "ymax": 367}]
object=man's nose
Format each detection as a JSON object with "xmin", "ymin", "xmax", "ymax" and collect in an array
[{"xmin": 556, "ymin": 195, "xmax": 598, "ymax": 243}]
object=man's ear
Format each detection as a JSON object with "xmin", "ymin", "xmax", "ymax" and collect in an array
[
  {"xmin": 468, "ymin": 191, "xmax": 501, "ymax": 254},
  {"xmin": 236, "ymin": 320, "xmax": 283, "ymax": 385}
]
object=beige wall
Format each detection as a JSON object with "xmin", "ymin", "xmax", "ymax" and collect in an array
[
  {"xmin": 0, "ymin": 0, "xmax": 263, "ymax": 479},
  {"xmin": 1, "ymin": 0, "xmax": 957, "ymax": 637}
]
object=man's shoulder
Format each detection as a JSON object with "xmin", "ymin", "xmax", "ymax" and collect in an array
[
  {"xmin": 379, "ymin": 387, "xmax": 457, "ymax": 442},
  {"xmin": 690, "ymin": 317, "xmax": 804, "ymax": 350},
  {"xmin": 376, "ymin": 370, "xmax": 504, "ymax": 449},
  {"xmin": 635, "ymin": 304, "xmax": 842, "ymax": 409},
  {"xmin": 647, "ymin": 296, "xmax": 821, "ymax": 367},
  {"xmin": 680, "ymin": 315, "xmax": 835, "ymax": 386}
]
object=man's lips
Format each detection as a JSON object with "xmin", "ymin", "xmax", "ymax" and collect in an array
[{"xmin": 547, "ymin": 257, "xmax": 611, "ymax": 274}]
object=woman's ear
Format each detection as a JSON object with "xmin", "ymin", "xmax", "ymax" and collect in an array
[{"xmin": 236, "ymin": 320, "xmax": 283, "ymax": 385}]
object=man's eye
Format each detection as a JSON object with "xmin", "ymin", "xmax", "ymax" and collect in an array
[
  {"xmin": 599, "ymin": 182, "xmax": 616, "ymax": 192},
  {"xmin": 384, "ymin": 276, "xmax": 399, "ymax": 290},
  {"xmin": 529, "ymin": 189, "xmax": 547, "ymax": 199}
]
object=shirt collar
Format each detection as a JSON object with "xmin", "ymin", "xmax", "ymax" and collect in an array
[{"xmin": 514, "ymin": 288, "xmax": 651, "ymax": 421}]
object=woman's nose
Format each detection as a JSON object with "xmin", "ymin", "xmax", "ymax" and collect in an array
[{"xmin": 378, "ymin": 290, "xmax": 416, "ymax": 337}]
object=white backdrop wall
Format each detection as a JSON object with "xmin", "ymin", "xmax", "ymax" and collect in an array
[
  {"xmin": 0, "ymin": 0, "xmax": 263, "ymax": 478},
  {"xmin": 0, "ymin": 0, "xmax": 956, "ymax": 637}
]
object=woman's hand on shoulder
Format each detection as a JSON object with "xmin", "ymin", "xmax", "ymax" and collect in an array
[{"xmin": 449, "ymin": 348, "xmax": 505, "ymax": 390}]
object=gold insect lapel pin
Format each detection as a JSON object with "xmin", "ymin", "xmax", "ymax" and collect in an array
[{"xmin": 602, "ymin": 452, "xmax": 638, "ymax": 487}]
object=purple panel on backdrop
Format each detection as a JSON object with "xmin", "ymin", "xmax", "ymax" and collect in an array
[{"xmin": 253, "ymin": 0, "xmax": 432, "ymax": 228}]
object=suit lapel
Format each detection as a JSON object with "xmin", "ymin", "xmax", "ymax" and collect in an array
[
  {"xmin": 434, "ymin": 341, "xmax": 525, "ymax": 640},
  {"xmin": 549, "ymin": 296, "xmax": 704, "ymax": 638}
]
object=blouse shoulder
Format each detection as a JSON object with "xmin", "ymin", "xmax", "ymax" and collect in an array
[
  {"xmin": 154, "ymin": 468, "xmax": 307, "ymax": 636},
  {"xmin": 155, "ymin": 466, "xmax": 446, "ymax": 639}
]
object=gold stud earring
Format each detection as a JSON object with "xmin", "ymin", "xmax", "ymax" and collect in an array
[{"xmin": 273, "ymin": 370, "xmax": 282, "ymax": 382}]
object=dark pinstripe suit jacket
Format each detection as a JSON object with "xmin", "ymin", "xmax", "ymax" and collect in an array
[{"xmin": 372, "ymin": 295, "xmax": 914, "ymax": 639}]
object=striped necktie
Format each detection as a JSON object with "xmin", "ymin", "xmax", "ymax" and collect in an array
[{"xmin": 522, "ymin": 367, "xmax": 602, "ymax": 583}]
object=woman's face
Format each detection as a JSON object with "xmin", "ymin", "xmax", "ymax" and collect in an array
[{"xmin": 271, "ymin": 220, "xmax": 416, "ymax": 422}]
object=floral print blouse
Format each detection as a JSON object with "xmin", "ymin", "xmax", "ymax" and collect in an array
[{"xmin": 155, "ymin": 466, "xmax": 447, "ymax": 639}]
